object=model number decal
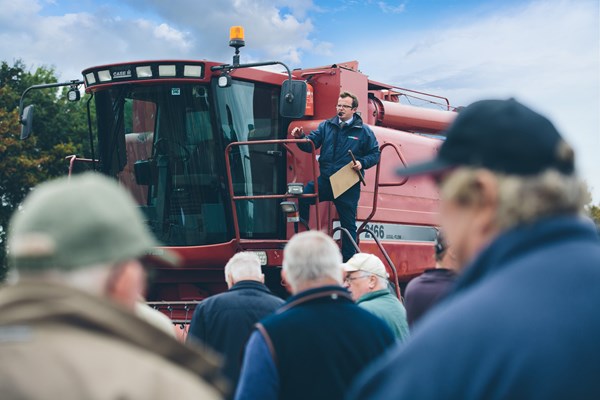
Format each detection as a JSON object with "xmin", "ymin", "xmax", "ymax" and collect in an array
[
  {"xmin": 332, "ymin": 221, "xmax": 437, "ymax": 242},
  {"xmin": 363, "ymin": 224, "xmax": 386, "ymax": 240}
]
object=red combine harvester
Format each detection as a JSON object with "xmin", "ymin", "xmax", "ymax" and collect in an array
[{"xmin": 19, "ymin": 27, "xmax": 457, "ymax": 323}]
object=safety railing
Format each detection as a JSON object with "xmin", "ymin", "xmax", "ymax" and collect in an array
[
  {"xmin": 358, "ymin": 142, "xmax": 409, "ymax": 234},
  {"xmin": 331, "ymin": 226, "xmax": 361, "ymax": 254},
  {"xmin": 355, "ymin": 142, "xmax": 410, "ymax": 299},
  {"xmin": 224, "ymin": 139, "xmax": 321, "ymax": 246},
  {"xmin": 358, "ymin": 226, "xmax": 401, "ymax": 299},
  {"xmin": 146, "ymin": 300, "xmax": 200, "ymax": 325},
  {"xmin": 65, "ymin": 155, "xmax": 98, "ymax": 176},
  {"xmin": 332, "ymin": 225, "xmax": 401, "ymax": 299}
]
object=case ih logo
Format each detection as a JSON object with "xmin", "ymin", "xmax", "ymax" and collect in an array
[{"xmin": 112, "ymin": 69, "xmax": 132, "ymax": 79}]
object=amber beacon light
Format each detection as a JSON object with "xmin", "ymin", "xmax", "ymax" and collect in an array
[
  {"xmin": 228, "ymin": 26, "xmax": 245, "ymax": 67},
  {"xmin": 229, "ymin": 26, "xmax": 245, "ymax": 49}
]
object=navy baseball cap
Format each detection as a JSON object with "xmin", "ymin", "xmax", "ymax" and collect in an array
[{"xmin": 397, "ymin": 98, "xmax": 575, "ymax": 177}]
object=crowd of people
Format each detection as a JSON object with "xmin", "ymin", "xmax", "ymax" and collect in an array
[{"xmin": 1, "ymin": 97, "xmax": 599, "ymax": 399}]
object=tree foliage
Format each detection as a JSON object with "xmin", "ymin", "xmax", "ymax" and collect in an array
[
  {"xmin": 0, "ymin": 60, "xmax": 90, "ymax": 280},
  {"xmin": 587, "ymin": 204, "xmax": 600, "ymax": 226}
]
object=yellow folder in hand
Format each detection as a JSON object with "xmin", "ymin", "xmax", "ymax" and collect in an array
[{"xmin": 330, "ymin": 161, "xmax": 360, "ymax": 199}]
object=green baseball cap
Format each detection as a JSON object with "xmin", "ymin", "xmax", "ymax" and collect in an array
[{"xmin": 7, "ymin": 172, "xmax": 177, "ymax": 271}]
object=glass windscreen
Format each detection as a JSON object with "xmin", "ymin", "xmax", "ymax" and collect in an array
[
  {"xmin": 93, "ymin": 79, "xmax": 286, "ymax": 246},
  {"xmin": 213, "ymin": 79, "xmax": 285, "ymax": 239},
  {"xmin": 95, "ymin": 83, "xmax": 229, "ymax": 246}
]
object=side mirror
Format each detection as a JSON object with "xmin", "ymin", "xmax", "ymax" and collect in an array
[
  {"xmin": 280, "ymin": 80, "xmax": 307, "ymax": 119},
  {"xmin": 20, "ymin": 105, "xmax": 35, "ymax": 140}
]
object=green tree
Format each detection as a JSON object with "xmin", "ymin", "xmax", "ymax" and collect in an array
[
  {"xmin": 0, "ymin": 60, "xmax": 89, "ymax": 280},
  {"xmin": 587, "ymin": 203, "xmax": 600, "ymax": 226}
]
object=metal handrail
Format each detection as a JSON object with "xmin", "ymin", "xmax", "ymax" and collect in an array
[
  {"xmin": 147, "ymin": 301, "xmax": 201, "ymax": 324},
  {"xmin": 354, "ymin": 142, "xmax": 411, "ymax": 299},
  {"xmin": 146, "ymin": 301, "xmax": 201, "ymax": 305},
  {"xmin": 224, "ymin": 139, "xmax": 321, "ymax": 246},
  {"xmin": 359, "ymin": 227, "xmax": 401, "ymax": 299},
  {"xmin": 331, "ymin": 226, "xmax": 361, "ymax": 254},
  {"xmin": 358, "ymin": 142, "xmax": 409, "ymax": 234},
  {"xmin": 65, "ymin": 155, "xmax": 99, "ymax": 177},
  {"xmin": 386, "ymin": 86, "xmax": 452, "ymax": 111},
  {"xmin": 332, "ymin": 225, "xmax": 401, "ymax": 299}
]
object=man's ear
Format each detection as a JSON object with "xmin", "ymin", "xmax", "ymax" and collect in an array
[
  {"xmin": 368, "ymin": 274, "xmax": 377, "ymax": 289},
  {"xmin": 281, "ymin": 269, "xmax": 292, "ymax": 294},
  {"xmin": 105, "ymin": 260, "xmax": 146, "ymax": 310},
  {"xmin": 226, "ymin": 272, "xmax": 234, "ymax": 289}
]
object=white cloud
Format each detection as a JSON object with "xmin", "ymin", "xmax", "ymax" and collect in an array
[
  {"xmin": 152, "ymin": 23, "xmax": 192, "ymax": 51},
  {"xmin": 337, "ymin": 0, "xmax": 600, "ymax": 201},
  {"xmin": 0, "ymin": 0, "xmax": 42, "ymax": 20},
  {"xmin": 378, "ymin": 1, "xmax": 406, "ymax": 14},
  {"xmin": 0, "ymin": 0, "xmax": 322, "ymax": 77},
  {"xmin": 120, "ymin": 0, "xmax": 324, "ymax": 65},
  {"xmin": 0, "ymin": 0, "xmax": 597, "ymax": 201},
  {"xmin": 277, "ymin": 0, "xmax": 317, "ymax": 18},
  {"xmin": 0, "ymin": 1, "xmax": 195, "ymax": 80}
]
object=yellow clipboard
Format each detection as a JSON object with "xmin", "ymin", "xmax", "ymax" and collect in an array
[{"xmin": 330, "ymin": 161, "xmax": 360, "ymax": 199}]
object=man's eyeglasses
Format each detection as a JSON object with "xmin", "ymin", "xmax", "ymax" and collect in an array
[
  {"xmin": 344, "ymin": 274, "xmax": 369, "ymax": 284},
  {"xmin": 336, "ymin": 104, "xmax": 353, "ymax": 109}
]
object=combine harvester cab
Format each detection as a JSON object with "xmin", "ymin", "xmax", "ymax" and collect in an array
[{"xmin": 19, "ymin": 27, "xmax": 457, "ymax": 324}]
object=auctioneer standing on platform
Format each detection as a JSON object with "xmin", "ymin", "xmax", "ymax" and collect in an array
[{"xmin": 291, "ymin": 91, "xmax": 380, "ymax": 262}]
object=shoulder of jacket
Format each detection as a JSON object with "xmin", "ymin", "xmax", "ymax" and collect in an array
[
  {"xmin": 361, "ymin": 123, "xmax": 375, "ymax": 134},
  {"xmin": 323, "ymin": 117, "xmax": 337, "ymax": 127}
]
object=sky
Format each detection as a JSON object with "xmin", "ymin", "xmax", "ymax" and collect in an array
[{"xmin": 1, "ymin": 0, "xmax": 599, "ymax": 201}]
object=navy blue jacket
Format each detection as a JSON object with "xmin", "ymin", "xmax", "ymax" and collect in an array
[
  {"xmin": 237, "ymin": 286, "xmax": 395, "ymax": 400},
  {"xmin": 299, "ymin": 114, "xmax": 380, "ymax": 178},
  {"xmin": 349, "ymin": 216, "xmax": 600, "ymax": 399},
  {"xmin": 187, "ymin": 280, "xmax": 284, "ymax": 389}
]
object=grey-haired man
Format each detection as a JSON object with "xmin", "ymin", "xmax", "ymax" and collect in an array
[
  {"xmin": 343, "ymin": 252, "xmax": 409, "ymax": 341},
  {"xmin": 235, "ymin": 231, "xmax": 394, "ymax": 400},
  {"xmin": 187, "ymin": 252, "xmax": 284, "ymax": 392}
]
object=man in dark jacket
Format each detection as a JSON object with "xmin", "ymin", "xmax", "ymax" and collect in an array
[
  {"xmin": 291, "ymin": 91, "xmax": 380, "ymax": 261},
  {"xmin": 404, "ymin": 230, "xmax": 457, "ymax": 327},
  {"xmin": 235, "ymin": 231, "xmax": 395, "ymax": 400},
  {"xmin": 187, "ymin": 252, "xmax": 284, "ymax": 392},
  {"xmin": 349, "ymin": 98, "xmax": 600, "ymax": 399}
]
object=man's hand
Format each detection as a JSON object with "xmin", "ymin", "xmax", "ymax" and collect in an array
[
  {"xmin": 291, "ymin": 126, "xmax": 305, "ymax": 138},
  {"xmin": 352, "ymin": 160, "xmax": 362, "ymax": 171}
]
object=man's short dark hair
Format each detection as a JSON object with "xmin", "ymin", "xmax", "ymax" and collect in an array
[
  {"xmin": 434, "ymin": 231, "xmax": 447, "ymax": 262},
  {"xmin": 340, "ymin": 91, "xmax": 359, "ymax": 108}
]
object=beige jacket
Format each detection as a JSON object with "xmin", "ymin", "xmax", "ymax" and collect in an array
[{"xmin": 0, "ymin": 282, "xmax": 227, "ymax": 399}]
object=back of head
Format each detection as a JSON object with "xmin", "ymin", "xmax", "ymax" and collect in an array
[
  {"xmin": 7, "ymin": 172, "xmax": 157, "ymax": 275},
  {"xmin": 399, "ymin": 98, "xmax": 586, "ymax": 231},
  {"xmin": 440, "ymin": 167, "xmax": 587, "ymax": 232},
  {"xmin": 434, "ymin": 230, "xmax": 447, "ymax": 263},
  {"xmin": 224, "ymin": 252, "xmax": 263, "ymax": 287},
  {"xmin": 283, "ymin": 231, "xmax": 343, "ymax": 293}
]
